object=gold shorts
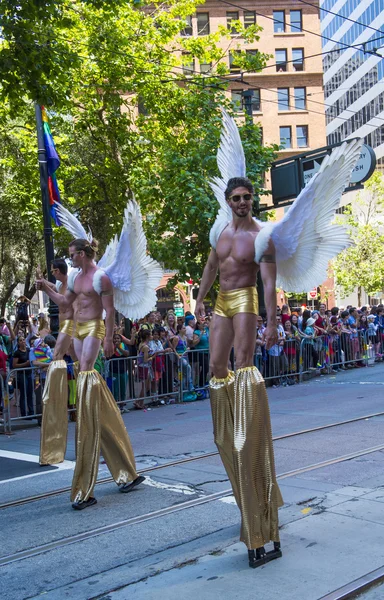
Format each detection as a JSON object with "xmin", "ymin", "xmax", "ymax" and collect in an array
[
  {"xmin": 214, "ymin": 287, "xmax": 258, "ymax": 319},
  {"xmin": 59, "ymin": 319, "xmax": 75, "ymax": 337},
  {"xmin": 75, "ymin": 319, "xmax": 105, "ymax": 342}
]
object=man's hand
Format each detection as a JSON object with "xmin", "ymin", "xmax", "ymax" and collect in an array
[
  {"xmin": 195, "ymin": 301, "xmax": 205, "ymax": 322},
  {"xmin": 264, "ymin": 325, "xmax": 278, "ymax": 350},
  {"xmin": 104, "ymin": 338, "xmax": 114, "ymax": 358}
]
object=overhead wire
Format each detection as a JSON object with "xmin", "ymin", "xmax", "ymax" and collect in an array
[
  {"xmin": 217, "ymin": 0, "xmax": 384, "ymax": 58},
  {"xmin": 297, "ymin": 0, "xmax": 384, "ymax": 38}
]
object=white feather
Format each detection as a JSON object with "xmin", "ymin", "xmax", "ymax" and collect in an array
[
  {"xmin": 254, "ymin": 138, "xmax": 363, "ymax": 291},
  {"xmin": 54, "ymin": 202, "xmax": 93, "ymax": 242},
  {"xmin": 98, "ymin": 198, "xmax": 163, "ymax": 319},
  {"xmin": 208, "ymin": 108, "xmax": 246, "ymax": 247}
]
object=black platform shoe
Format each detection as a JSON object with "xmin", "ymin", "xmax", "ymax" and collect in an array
[
  {"xmin": 72, "ymin": 497, "xmax": 97, "ymax": 510},
  {"xmin": 119, "ymin": 475, "xmax": 146, "ymax": 493},
  {"xmin": 248, "ymin": 542, "xmax": 282, "ymax": 568}
]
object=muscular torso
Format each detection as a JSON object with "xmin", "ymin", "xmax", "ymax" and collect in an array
[
  {"xmin": 216, "ymin": 222, "xmax": 260, "ymax": 291},
  {"xmin": 73, "ymin": 268, "xmax": 103, "ymax": 322}
]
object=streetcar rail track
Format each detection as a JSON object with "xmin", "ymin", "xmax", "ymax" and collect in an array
[
  {"xmin": 1, "ymin": 442, "xmax": 384, "ymax": 567},
  {"xmin": 1, "ymin": 410, "xmax": 384, "ymax": 511}
]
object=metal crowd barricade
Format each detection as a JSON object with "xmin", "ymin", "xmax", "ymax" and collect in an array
[
  {"xmin": 0, "ymin": 371, "xmax": 12, "ymax": 434},
  {"xmin": 104, "ymin": 352, "xmax": 181, "ymax": 410},
  {"xmin": 179, "ymin": 348, "xmax": 210, "ymax": 401},
  {"xmin": 5, "ymin": 366, "xmax": 43, "ymax": 427}
]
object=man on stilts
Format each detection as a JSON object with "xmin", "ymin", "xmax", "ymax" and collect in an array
[
  {"xmin": 37, "ymin": 199, "xmax": 162, "ymax": 509},
  {"xmin": 39, "ymin": 258, "xmax": 76, "ymax": 466},
  {"xmin": 196, "ymin": 109, "xmax": 362, "ymax": 567}
]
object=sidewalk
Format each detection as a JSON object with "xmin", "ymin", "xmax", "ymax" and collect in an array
[{"xmin": 32, "ymin": 481, "xmax": 384, "ymax": 600}]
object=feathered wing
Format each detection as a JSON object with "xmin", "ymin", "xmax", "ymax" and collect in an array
[
  {"xmin": 101, "ymin": 199, "xmax": 163, "ymax": 319},
  {"xmin": 53, "ymin": 202, "xmax": 92, "ymax": 242},
  {"xmin": 254, "ymin": 138, "xmax": 363, "ymax": 292},
  {"xmin": 209, "ymin": 108, "xmax": 246, "ymax": 248}
]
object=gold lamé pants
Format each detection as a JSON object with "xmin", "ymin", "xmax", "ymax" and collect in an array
[
  {"xmin": 71, "ymin": 370, "xmax": 138, "ymax": 503},
  {"xmin": 39, "ymin": 320, "xmax": 77, "ymax": 465},
  {"xmin": 210, "ymin": 368, "xmax": 283, "ymax": 549},
  {"xmin": 75, "ymin": 319, "xmax": 105, "ymax": 341},
  {"xmin": 214, "ymin": 287, "xmax": 258, "ymax": 319},
  {"xmin": 40, "ymin": 359, "xmax": 69, "ymax": 465}
]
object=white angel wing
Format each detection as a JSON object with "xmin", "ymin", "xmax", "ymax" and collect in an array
[
  {"xmin": 255, "ymin": 139, "xmax": 363, "ymax": 292},
  {"xmin": 53, "ymin": 202, "xmax": 92, "ymax": 242},
  {"xmin": 102, "ymin": 199, "xmax": 163, "ymax": 319},
  {"xmin": 209, "ymin": 108, "xmax": 246, "ymax": 248}
]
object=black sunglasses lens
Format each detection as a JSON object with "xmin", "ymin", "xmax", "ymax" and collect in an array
[
  {"xmin": 244, "ymin": 194, "xmax": 252, "ymax": 201},
  {"xmin": 232, "ymin": 195, "xmax": 241, "ymax": 202}
]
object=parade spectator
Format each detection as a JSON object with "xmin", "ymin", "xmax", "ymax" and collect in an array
[
  {"xmin": 134, "ymin": 329, "xmax": 153, "ymax": 410},
  {"xmin": 164, "ymin": 311, "xmax": 177, "ymax": 337},
  {"xmin": 281, "ymin": 304, "xmax": 290, "ymax": 326},
  {"xmin": 109, "ymin": 333, "xmax": 129, "ymax": 409},
  {"xmin": 284, "ymin": 319, "xmax": 299, "ymax": 383},
  {"xmin": 303, "ymin": 317, "xmax": 319, "ymax": 371},
  {"xmin": 300, "ymin": 309, "xmax": 311, "ymax": 332},
  {"xmin": 185, "ymin": 315, "xmax": 196, "ymax": 347},
  {"xmin": 141, "ymin": 311, "xmax": 156, "ymax": 333},
  {"xmin": 13, "ymin": 335, "xmax": 34, "ymax": 417},
  {"xmin": 339, "ymin": 310, "xmax": 354, "ymax": 367},
  {"xmin": 254, "ymin": 316, "xmax": 265, "ymax": 374},
  {"xmin": 0, "ymin": 318, "xmax": 10, "ymax": 337},
  {"xmin": 158, "ymin": 327, "xmax": 175, "ymax": 400},
  {"xmin": 37, "ymin": 313, "xmax": 50, "ymax": 338},
  {"xmin": 265, "ymin": 315, "xmax": 285, "ymax": 387},
  {"xmin": 192, "ymin": 320, "xmax": 210, "ymax": 389},
  {"xmin": 170, "ymin": 324, "xmax": 195, "ymax": 396},
  {"xmin": 149, "ymin": 328, "xmax": 166, "ymax": 399}
]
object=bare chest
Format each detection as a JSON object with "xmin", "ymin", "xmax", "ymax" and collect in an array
[
  {"xmin": 216, "ymin": 228, "xmax": 257, "ymax": 264},
  {"xmin": 73, "ymin": 274, "xmax": 96, "ymax": 299}
]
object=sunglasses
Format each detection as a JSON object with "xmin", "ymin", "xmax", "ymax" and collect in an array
[
  {"xmin": 69, "ymin": 251, "xmax": 81, "ymax": 259},
  {"xmin": 229, "ymin": 193, "xmax": 253, "ymax": 202}
]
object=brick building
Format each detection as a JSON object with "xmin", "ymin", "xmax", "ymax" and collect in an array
[{"xmin": 182, "ymin": 1, "xmax": 326, "ymax": 161}]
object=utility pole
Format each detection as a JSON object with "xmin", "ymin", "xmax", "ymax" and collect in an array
[{"xmin": 34, "ymin": 103, "xmax": 59, "ymax": 337}]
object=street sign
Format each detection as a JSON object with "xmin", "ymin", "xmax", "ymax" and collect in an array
[
  {"xmin": 307, "ymin": 288, "xmax": 317, "ymax": 300},
  {"xmin": 269, "ymin": 140, "xmax": 377, "ymax": 208},
  {"xmin": 349, "ymin": 144, "xmax": 376, "ymax": 184}
]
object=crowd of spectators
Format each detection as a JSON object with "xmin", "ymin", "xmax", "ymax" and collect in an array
[
  {"xmin": 1, "ymin": 301, "xmax": 384, "ymax": 421},
  {"xmin": 255, "ymin": 303, "xmax": 384, "ymax": 387}
]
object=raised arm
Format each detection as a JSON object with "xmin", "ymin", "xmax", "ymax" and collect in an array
[
  {"xmin": 259, "ymin": 238, "xmax": 278, "ymax": 350},
  {"xmin": 36, "ymin": 277, "xmax": 76, "ymax": 310},
  {"xmin": 195, "ymin": 249, "xmax": 219, "ymax": 320},
  {"xmin": 100, "ymin": 274, "xmax": 114, "ymax": 358}
]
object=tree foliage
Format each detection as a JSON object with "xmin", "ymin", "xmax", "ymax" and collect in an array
[
  {"xmin": 0, "ymin": 0, "xmax": 279, "ymax": 303},
  {"xmin": 333, "ymin": 172, "xmax": 384, "ymax": 300}
]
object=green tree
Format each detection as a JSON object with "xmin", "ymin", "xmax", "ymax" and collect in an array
[
  {"xmin": 333, "ymin": 172, "xmax": 384, "ymax": 305},
  {"xmin": 0, "ymin": 0, "xmax": 279, "ymax": 294}
]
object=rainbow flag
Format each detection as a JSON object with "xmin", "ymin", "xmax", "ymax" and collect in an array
[
  {"xmin": 34, "ymin": 347, "xmax": 52, "ymax": 364},
  {"xmin": 41, "ymin": 106, "xmax": 62, "ymax": 226}
]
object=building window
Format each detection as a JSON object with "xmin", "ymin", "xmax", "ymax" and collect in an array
[
  {"xmin": 292, "ymin": 48, "xmax": 304, "ymax": 71},
  {"xmin": 276, "ymin": 49, "xmax": 287, "ymax": 72},
  {"xmin": 226, "ymin": 11, "xmax": 239, "ymax": 36},
  {"xmin": 244, "ymin": 11, "xmax": 256, "ymax": 28},
  {"xmin": 180, "ymin": 15, "xmax": 193, "ymax": 36},
  {"xmin": 273, "ymin": 10, "xmax": 285, "ymax": 33},
  {"xmin": 231, "ymin": 90, "xmax": 243, "ymax": 112},
  {"xmin": 296, "ymin": 125, "xmax": 308, "ymax": 147},
  {"xmin": 252, "ymin": 89, "xmax": 261, "ymax": 111},
  {"xmin": 229, "ymin": 50, "xmax": 241, "ymax": 73},
  {"xmin": 280, "ymin": 126, "xmax": 292, "ymax": 148},
  {"xmin": 294, "ymin": 87, "xmax": 306, "ymax": 110},
  {"xmin": 200, "ymin": 61, "xmax": 211, "ymax": 74},
  {"xmin": 182, "ymin": 53, "xmax": 195, "ymax": 75},
  {"xmin": 278, "ymin": 88, "xmax": 290, "ymax": 110},
  {"xmin": 290, "ymin": 10, "xmax": 302, "ymax": 32},
  {"xmin": 197, "ymin": 13, "xmax": 210, "ymax": 36}
]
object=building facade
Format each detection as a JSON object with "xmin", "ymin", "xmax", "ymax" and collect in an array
[
  {"xmin": 183, "ymin": 1, "xmax": 326, "ymax": 161},
  {"xmin": 321, "ymin": 0, "xmax": 384, "ymax": 168}
]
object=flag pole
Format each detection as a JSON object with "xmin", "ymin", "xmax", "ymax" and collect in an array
[{"xmin": 35, "ymin": 103, "xmax": 59, "ymax": 337}]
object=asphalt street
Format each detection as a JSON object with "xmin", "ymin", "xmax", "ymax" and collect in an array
[{"xmin": 1, "ymin": 364, "xmax": 384, "ymax": 600}]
